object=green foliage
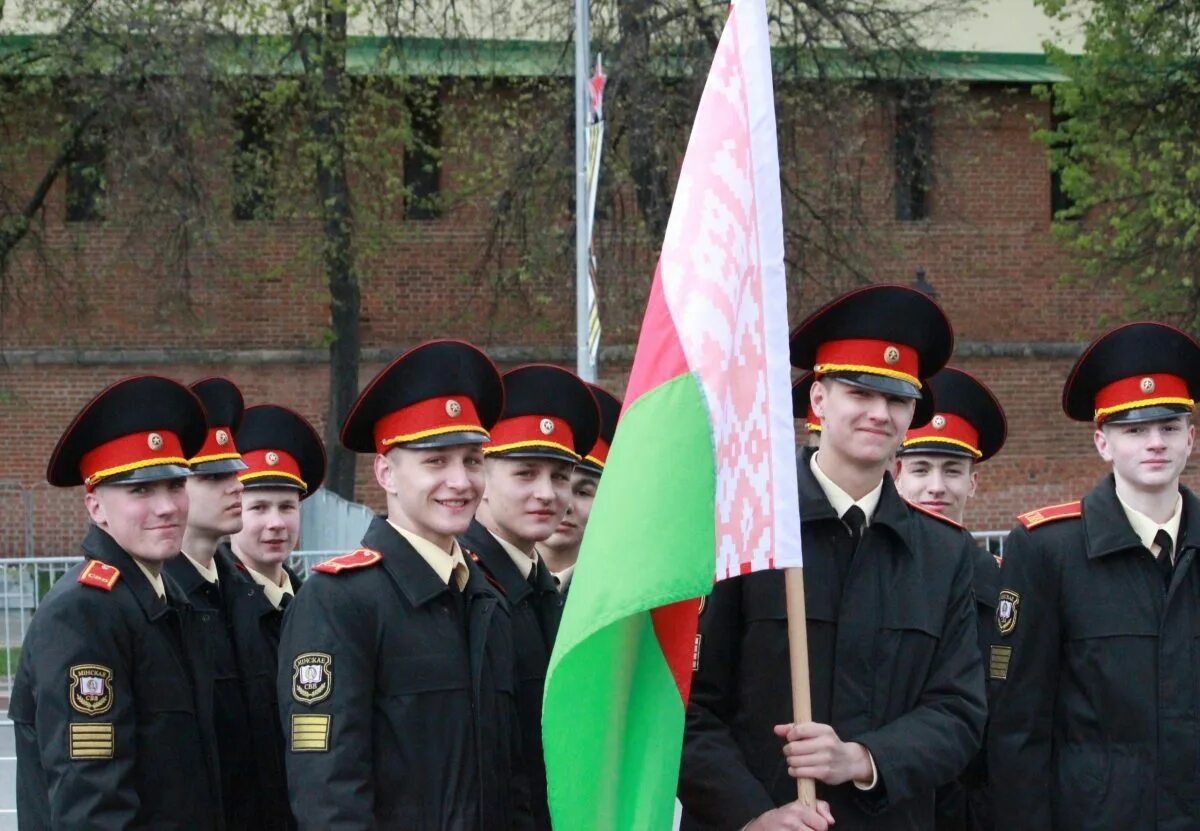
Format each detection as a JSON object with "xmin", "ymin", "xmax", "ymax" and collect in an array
[{"xmin": 1036, "ymin": 0, "xmax": 1200, "ymax": 328}]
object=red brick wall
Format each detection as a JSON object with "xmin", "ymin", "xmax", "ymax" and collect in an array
[{"xmin": 0, "ymin": 83, "xmax": 1184, "ymax": 556}]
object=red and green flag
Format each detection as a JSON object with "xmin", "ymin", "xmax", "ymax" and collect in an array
[{"xmin": 542, "ymin": 0, "xmax": 802, "ymax": 826}]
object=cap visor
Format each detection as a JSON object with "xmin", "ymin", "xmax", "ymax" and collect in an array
[
  {"xmin": 829, "ymin": 372, "xmax": 922, "ymax": 400},
  {"xmin": 1101, "ymin": 405, "xmax": 1193, "ymax": 425},
  {"xmin": 99, "ymin": 464, "xmax": 193, "ymax": 486},
  {"xmin": 241, "ymin": 477, "xmax": 308, "ymax": 496},
  {"xmin": 394, "ymin": 431, "xmax": 490, "ymax": 450},
  {"xmin": 190, "ymin": 458, "xmax": 249, "ymax": 475},
  {"xmin": 897, "ymin": 442, "xmax": 977, "ymax": 460},
  {"xmin": 487, "ymin": 447, "xmax": 580, "ymax": 465}
]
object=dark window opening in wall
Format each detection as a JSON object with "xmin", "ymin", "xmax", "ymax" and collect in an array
[
  {"xmin": 233, "ymin": 95, "xmax": 276, "ymax": 221},
  {"xmin": 405, "ymin": 90, "xmax": 442, "ymax": 220},
  {"xmin": 894, "ymin": 85, "xmax": 933, "ymax": 222},
  {"xmin": 65, "ymin": 129, "xmax": 107, "ymax": 223},
  {"xmin": 1049, "ymin": 106, "xmax": 1076, "ymax": 220}
]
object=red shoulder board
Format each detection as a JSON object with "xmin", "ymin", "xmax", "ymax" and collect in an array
[
  {"xmin": 904, "ymin": 499, "xmax": 965, "ymax": 530},
  {"xmin": 77, "ymin": 560, "xmax": 121, "ymax": 591},
  {"xmin": 1016, "ymin": 501, "xmax": 1082, "ymax": 530},
  {"xmin": 312, "ymin": 548, "xmax": 383, "ymax": 575}
]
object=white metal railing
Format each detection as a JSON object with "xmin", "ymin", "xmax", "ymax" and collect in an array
[
  {"xmin": 0, "ymin": 550, "xmax": 344, "ymax": 697},
  {"xmin": 0, "ymin": 533, "xmax": 1010, "ymax": 695}
]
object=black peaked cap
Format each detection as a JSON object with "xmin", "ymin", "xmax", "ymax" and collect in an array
[
  {"xmin": 578, "ymin": 383, "xmax": 623, "ymax": 476},
  {"xmin": 237, "ymin": 404, "xmax": 327, "ymax": 497},
  {"xmin": 47, "ymin": 376, "xmax": 207, "ymax": 487},
  {"xmin": 493, "ymin": 364, "xmax": 601, "ymax": 461},
  {"xmin": 341, "ymin": 339, "xmax": 504, "ymax": 453}
]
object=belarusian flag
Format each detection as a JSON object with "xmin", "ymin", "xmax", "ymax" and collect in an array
[{"xmin": 541, "ymin": 0, "xmax": 802, "ymax": 825}]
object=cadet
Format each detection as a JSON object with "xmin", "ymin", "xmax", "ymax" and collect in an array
[
  {"xmin": 217, "ymin": 403, "xmax": 326, "ymax": 831},
  {"xmin": 277, "ymin": 340, "xmax": 532, "ymax": 829},
  {"xmin": 793, "ymin": 370, "xmax": 821, "ymax": 446},
  {"xmin": 680, "ymin": 285, "xmax": 987, "ymax": 831},
  {"xmin": 893, "ymin": 366, "xmax": 1007, "ymax": 831},
  {"xmin": 460, "ymin": 364, "xmax": 600, "ymax": 831},
  {"xmin": 165, "ymin": 377, "xmax": 259, "ymax": 829},
  {"xmin": 988, "ymin": 322, "xmax": 1200, "ymax": 830},
  {"xmin": 539, "ymin": 383, "xmax": 621, "ymax": 594},
  {"xmin": 9, "ymin": 376, "xmax": 223, "ymax": 829}
]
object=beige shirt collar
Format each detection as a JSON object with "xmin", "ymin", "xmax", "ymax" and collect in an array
[
  {"xmin": 133, "ymin": 559, "xmax": 166, "ymax": 601},
  {"xmin": 810, "ymin": 452, "xmax": 884, "ymax": 524},
  {"xmin": 490, "ymin": 530, "xmax": 538, "ymax": 580},
  {"xmin": 386, "ymin": 519, "xmax": 469, "ymax": 591},
  {"xmin": 1115, "ymin": 489, "xmax": 1183, "ymax": 562},
  {"xmin": 553, "ymin": 563, "xmax": 575, "ymax": 593},
  {"xmin": 182, "ymin": 552, "xmax": 220, "ymax": 585},
  {"xmin": 244, "ymin": 565, "xmax": 296, "ymax": 610}
]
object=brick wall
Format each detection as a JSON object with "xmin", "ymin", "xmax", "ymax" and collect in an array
[{"xmin": 0, "ymin": 82, "xmax": 1184, "ymax": 556}]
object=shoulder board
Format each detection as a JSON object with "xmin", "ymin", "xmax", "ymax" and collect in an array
[
  {"xmin": 312, "ymin": 548, "xmax": 383, "ymax": 575},
  {"xmin": 77, "ymin": 560, "xmax": 121, "ymax": 591},
  {"xmin": 904, "ymin": 499, "xmax": 965, "ymax": 530},
  {"xmin": 1016, "ymin": 501, "xmax": 1082, "ymax": 530}
]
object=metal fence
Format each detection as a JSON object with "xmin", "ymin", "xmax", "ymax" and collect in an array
[
  {"xmin": 0, "ymin": 550, "xmax": 341, "ymax": 697},
  {"xmin": 0, "ymin": 531, "xmax": 1011, "ymax": 697}
]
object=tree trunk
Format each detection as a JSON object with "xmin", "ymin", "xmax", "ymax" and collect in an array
[{"xmin": 312, "ymin": 0, "xmax": 360, "ymax": 500}]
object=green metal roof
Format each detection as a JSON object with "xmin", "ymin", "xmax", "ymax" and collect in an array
[{"xmin": 0, "ymin": 33, "xmax": 1068, "ymax": 83}]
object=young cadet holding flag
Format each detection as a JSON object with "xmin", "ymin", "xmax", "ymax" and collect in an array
[
  {"xmin": 10, "ymin": 376, "xmax": 223, "ymax": 830},
  {"xmin": 680, "ymin": 285, "xmax": 986, "ymax": 831},
  {"xmin": 988, "ymin": 323, "xmax": 1200, "ymax": 830},
  {"xmin": 460, "ymin": 364, "xmax": 600, "ymax": 831},
  {"xmin": 277, "ymin": 340, "xmax": 532, "ymax": 830}
]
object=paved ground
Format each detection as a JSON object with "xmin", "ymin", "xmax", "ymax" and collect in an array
[{"xmin": 0, "ymin": 718, "xmax": 15, "ymax": 829}]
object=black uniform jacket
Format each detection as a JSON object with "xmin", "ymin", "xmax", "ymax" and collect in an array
[
  {"xmin": 459, "ymin": 519, "xmax": 564, "ymax": 831},
  {"xmin": 680, "ymin": 448, "xmax": 986, "ymax": 831},
  {"xmin": 9, "ymin": 526, "xmax": 223, "ymax": 830},
  {"xmin": 935, "ymin": 543, "xmax": 998, "ymax": 831},
  {"xmin": 277, "ymin": 517, "xmax": 533, "ymax": 830},
  {"xmin": 164, "ymin": 551, "xmax": 259, "ymax": 830},
  {"xmin": 215, "ymin": 542, "xmax": 302, "ymax": 831},
  {"xmin": 988, "ymin": 476, "xmax": 1200, "ymax": 831}
]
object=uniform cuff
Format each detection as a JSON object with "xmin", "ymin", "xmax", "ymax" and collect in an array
[{"xmin": 853, "ymin": 748, "xmax": 878, "ymax": 791}]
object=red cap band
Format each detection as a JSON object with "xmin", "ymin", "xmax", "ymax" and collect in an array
[
  {"xmin": 1093, "ymin": 373, "xmax": 1194, "ymax": 422},
  {"xmin": 190, "ymin": 426, "xmax": 241, "ymax": 466},
  {"xmin": 903, "ymin": 412, "xmax": 982, "ymax": 458},
  {"xmin": 485, "ymin": 415, "xmax": 578, "ymax": 460},
  {"xmin": 239, "ymin": 448, "xmax": 306, "ymax": 490},
  {"xmin": 813, "ymin": 338, "xmax": 921, "ymax": 389},
  {"xmin": 80, "ymin": 430, "xmax": 187, "ymax": 489},
  {"xmin": 805, "ymin": 403, "xmax": 821, "ymax": 433},
  {"xmin": 372, "ymin": 395, "xmax": 489, "ymax": 454},
  {"xmin": 584, "ymin": 437, "xmax": 610, "ymax": 469}
]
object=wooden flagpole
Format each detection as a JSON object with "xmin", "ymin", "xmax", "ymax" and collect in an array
[{"xmin": 784, "ymin": 566, "xmax": 817, "ymax": 806}]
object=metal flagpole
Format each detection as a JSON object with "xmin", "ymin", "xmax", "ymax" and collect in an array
[{"xmin": 574, "ymin": 0, "xmax": 594, "ymax": 381}]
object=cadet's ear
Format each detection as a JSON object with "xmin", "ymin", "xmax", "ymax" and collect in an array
[
  {"xmin": 84, "ymin": 491, "xmax": 106, "ymax": 527},
  {"xmin": 1093, "ymin": 426, "xmax": 1113, "ymax": 463},
  {"xmin": 374, "ymin": 452, "xmax": 397, "ymax": 495},
  {"xmin": 810, "ymin": 378, "xmax": 828, "ymax": 419},
  {"xmin": 892, "ymin": 458, "xmax": 904, "ymax": 482}
]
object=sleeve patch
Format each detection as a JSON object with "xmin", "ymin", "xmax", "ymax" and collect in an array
[
  {"xmin": 292, "ymin": 652, "xmax": 333, "ymax": 704},
  {"xmin": 291, "ymin": 714, "xmax": 331, "ymax": 752},
  {"xmin": 77, "ymin": 560, "xmax": 121, "ymax": 591},
  {"xmin": 996, "ymin": 589, "xmax": 1020, "ymax": 636},
  {"xmin": 989, "ymin": 645, "xmax": 1013, "ymax": 680},
  {"xmin": 1016, "ymin": 501, "xmax": 1082, "ymax": 530},
  {"xmin": 69, "ymin": 664, "xmax": 114, "ymax": 716},
  {"xmin": 312, "ymin": 548, "xmax": 383, "ymax": 574},
  {"xmin": 69, "ymin": 722, "xmax": 114, "ymax": 759}
]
